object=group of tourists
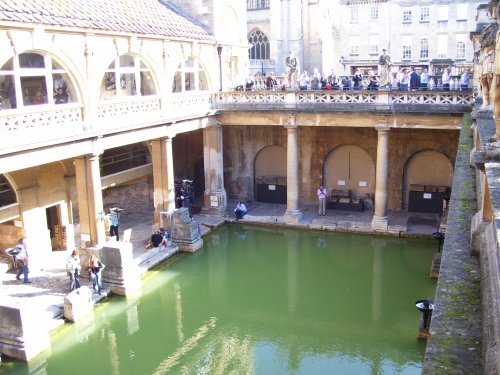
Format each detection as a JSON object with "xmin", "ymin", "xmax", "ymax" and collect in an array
[{"xmin": 66, "ymin": 250, "xmax": 105, "ymax": 294}]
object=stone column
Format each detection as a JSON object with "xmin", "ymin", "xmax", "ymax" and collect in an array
[
  {"xmin": 284, "ymin": 123, "xmax": 302, "ymax": 223},
  {"xmin": 371, "ymin": 125, "xmax": 389, "ymax": 231},
  {"xmin": 151, "ymin": 137, "xmax": 176, "ymax": 224},
  {"xmin": 74, "ymin": 152, "xmax": 106, "ymax": 246},
  {"xmin": 202, "ymin": 124, "xmax": 227, "ymax": 216}
]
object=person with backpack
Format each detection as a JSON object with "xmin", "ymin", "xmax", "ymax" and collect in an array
[
  {"xmin": 66, "ymin": 249, "xmax": 81, "ymax": 292},
  {"xmin": 15, "ymin": 238, "xmax": 31, "ymax": 283}
]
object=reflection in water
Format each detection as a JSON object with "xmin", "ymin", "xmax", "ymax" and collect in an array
[
  {"xmin": 1, "ymin": 225, "xmax": 436, "ymax": 375},
  {"xmin": 151, "ymin": 317, "xmax": 217, "ymax": 375}
]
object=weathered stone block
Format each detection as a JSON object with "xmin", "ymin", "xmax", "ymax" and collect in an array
[
  {"xmin": 0, "ymin": 301, "xmax": 51, "ymax": 361},
  {"xmin": 63, "ymin": 286, "xmax": 93, "ymax": 322},
  {"xmin": 166, "ymin": 208, "xmax": 203, "ymax": 252},
  {"xmin": 101, "ymin": 242, "xmax": 141, "ymax": 296}
]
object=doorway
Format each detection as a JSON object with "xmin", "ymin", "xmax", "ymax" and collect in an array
[{"xmin": 46, "ymin": 205, "xmax": 65, "ymax": 251}]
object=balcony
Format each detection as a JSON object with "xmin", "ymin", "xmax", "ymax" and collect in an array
[{"xmin": 213, "ymin": 90, "xmax": 474, "ymax": 114}]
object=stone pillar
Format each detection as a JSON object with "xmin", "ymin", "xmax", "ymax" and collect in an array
[
  {"xmin": 284, "ymin": 123, "xmax": 302, "ymax": 223},
  {"xmin": 151, "ymin": 137, "xmax": 176, "ymax": 224},
  {"xmin": 169, "ymin": 207, "xmax": 203, "ymax": 252},
  {"xmin": 74, "ymin": 152, "xmax": 106, "ymax": 246},
  {"xmin": 202, "ymin": 124, "xmax": 227, "ymax": 216},
  {"xmin": 371, "ymin": 126, "xmax": 389, "ymax": 231},
  {"xmin": 101, "ymin": 242, "xmax": 141, "ymax": 296}
]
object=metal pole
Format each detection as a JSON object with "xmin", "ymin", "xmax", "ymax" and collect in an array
[{"xmin": 217, "ymin": 45, "xmax": 223, "ymax": 92}]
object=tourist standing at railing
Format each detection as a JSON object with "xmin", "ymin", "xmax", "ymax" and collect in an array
[
  {"xmin": 460, "ymin": 69, "xmax": 470, "ymax": 91},
  {"xmin": 245, "ymin": 77, "xmax": 254, "ymax": 91},
  {"xmin": 400, "ymin": 69, "xmax": 409, "ymax": 91},
  {"xmin": 390, "ymin": 72, "xmax": 398, "ymax": 91},
  {"xmin": 341, "ymin": 76, "xmax": 351, "ymax": 90},
  {"xmin": 320, "ymin": 72, "xmax": 329, "ymax": 90},
  {"xmin": 311, "ymin": 69, "xmax": 321, "ymax": 90},
  {"xmin": 265, "ymin": 72, "xmax": 278, "ymax": 90},
  {"xmin": 328, "ymin": 69, "xmax": 339, "ymax": 90},
  {"xmin": 420, "ymin": 69, "xmax": 429, "ymax": 91},
  {"xmin": 396, "ymin": 67, "xmax": 405, "ymax": 90},
  {"xmin": 409, "ymin": 67, "xmax": 420, "ymax": 91},
  {"xmin": 367, "ymin": 70, "xmax": 379, "ymax": 91},
  {"xmin": 353, "ymin": 69, "xmax": 363, "ymax": 90},
  {"xmin": 299, "ymin": 71, "xmax": 310, "ymax": 90},
  {"xmin": 442, "ymin": 67, "xmax": 451, "ymax": 91}
]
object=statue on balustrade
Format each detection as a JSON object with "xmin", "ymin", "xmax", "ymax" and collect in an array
[
  {"xmin": 479, "ymin": 22, "xmax": 497, "ymax": 108},
  {"xmin": 378, "ymin": 49, "xmax": 391, "ymax": 89},
  {"xmin": 286, "ymin": 51, "xmax": 299, "ymax": 89}
]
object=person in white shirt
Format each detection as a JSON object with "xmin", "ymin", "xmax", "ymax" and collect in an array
[
  {"xmin": 234, "ymin": 201, "xmax": 248, "ymax": 220},
  {"xmin": 317, "ymin": 185, "xmax": 327, "ymax": 215},
  {"xmin": 442, "ymin": 67, "xmax": 451, "ymax": 91}
]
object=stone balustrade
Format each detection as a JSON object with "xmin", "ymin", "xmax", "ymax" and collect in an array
[
  {"xmin": 0, "ymin": 90, "xmax": 472, "ymax": 152},
  {"xmin": 213, "ymin": 90, "xmax": 474, "ymax": 113}
]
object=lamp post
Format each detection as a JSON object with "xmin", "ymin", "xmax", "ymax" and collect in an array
[
  {"xmin": 217, "ymin": 45, "xmax": 223, "ymax": 92},
  {"xmin": 339, "ymin": 56, "xmax": 346, "ymax": 74}
]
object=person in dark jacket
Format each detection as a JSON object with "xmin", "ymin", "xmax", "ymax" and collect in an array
[{"xmin": 409, "ymin": 67, "xmax": 420, "ymax": 91}]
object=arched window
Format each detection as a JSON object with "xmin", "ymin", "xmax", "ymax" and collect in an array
[
  {"xmin": 172, "ymin": 58, "xmax": 208, "ymax": 93},
  {"xmin": 248, "ymin": 30, "xmax": 270, "ymax": 60},
  {"xmin": 0, "ymin": 52, "xmax": 77, "ymax": 110},
  {"xmin": 100, "ymin": 55, "xmax": 156, "ymax": 99}
]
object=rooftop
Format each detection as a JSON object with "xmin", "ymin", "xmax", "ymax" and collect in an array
[{"xmin": 0, "ymin": 0, "xmax": 215, "ymax": 40}]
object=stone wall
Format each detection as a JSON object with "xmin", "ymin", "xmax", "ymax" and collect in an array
[
  {"xmin": 102, "ymin": 179, "xmax": 153, "ymax": 211},
  {"xmin": 222, "ymin": 125, "xmax": 459, "ymax": 209}
]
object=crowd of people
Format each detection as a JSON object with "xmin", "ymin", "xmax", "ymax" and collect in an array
[{"xmin": 241, "ymin": 67, "xmax": 471, "ymax": 92}]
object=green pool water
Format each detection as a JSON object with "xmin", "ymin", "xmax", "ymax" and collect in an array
[{"xmin": 2, "ymin": 225, "xmax": 436, "ymax": 374}]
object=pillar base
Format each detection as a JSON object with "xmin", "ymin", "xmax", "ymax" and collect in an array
[
  {"xmin": 169, "ymin": 208, "xmax": 204, "ymax": 253},
  {"xmin": 101, "ymin": 242, "xmax": 141, "ymax": 296},
  {"xmin": 371, "ymin": 215, "xmax": 388, "ymax": 231},
  {"xmin": 203, "ymin": 189, "xmax": 227, "ymax": 216},
  {"xmin": 284, "ymin": 209, "xmax": 302, "ymax": 224}
]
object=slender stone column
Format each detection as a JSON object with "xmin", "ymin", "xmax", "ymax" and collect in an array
[
  {"xmin": 151, "ymin": 137, "xmax": 176, "ymax": 224},
  {"xmin": 371, "ymin": 125, "xmax": 390, "ymax": 231},
  {"xmin": 202, "ymin": 124, "xmax": 227, "ymax": 216},
  {"xmin": 284, "ymin": 123, "xmax": 302, "ymax": 223},
  {"xmin": 74, "ymin": 152, "xmax": 106, "ymax": 246}
]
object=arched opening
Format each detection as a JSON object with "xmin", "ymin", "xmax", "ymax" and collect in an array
[
  {"xmin": 254, "ymin": 145, "xmax": 286, "ymax": 204},
  {"xmin": 403, "ymin": 150, "xmax": 453, "ymax": 213},
  {"xmin": 100, "ymin": 143, "xmax": 150, "ymax": 176},
  {"xmin": 100, "ymin": 54, "xmax": 156, "ymax": 100},
  {"xmin": 0, "ymin": 52, "xmax": 78, "ymax": 109},
  {"xmin": 0, "ymin": 174, "xmax": 17, "ymax": 207},
  {"xmin": 324, "ymin": 145, "xmax": 375, "ymax": 199}
]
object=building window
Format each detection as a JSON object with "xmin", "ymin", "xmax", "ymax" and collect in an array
[
  {"xmin": 456, "ymin": 3, "xmax": 468, "ymax": 21},
  {"xmin": 437, "ymin": 35, "xmax": 448, "ymax": 59},
  {"xmin": 403, "ymin": 9, "xmax": 412, "ymax": 23},
  {"xmin": 350, "ymin": 7, "xmax": 359, "ymax": 23},
  {"xmin": 349, "ymin": 36, "xmax": 359, "ymax": 55},
  {"xmin": 438, "ymin": 6, "xmax": 448, "ymax": 28},
  {"xmin": 402, "ymin": 36, "xmax": 412, "ymax": 60},
  {"xmin": 248, "ymin": 30, "xmax": 270, "ymax": 60},
  {"xmin": 420, "ymin": 6, "xmax": 430, "ymax": 22},
  {"xmin": 456, "ymin": 34, "xmax": 466, "ymax": 59},
  {"xmin": 369, "ymin": 35, "xmax": 379, "ymax": 54},
  {"xmin": 0, "ymin": 52, "xmax": 77, "ymax": 110},
  {"xmin": 172, "ymin": 58, "xmax": 208, "ymax": 93},
  {"xmin": 369, "ymin": 6, "xmax": 378, "ymax": 21},
  {"xmin": 247, "ymin": 0, "xmax": 269, "ymax": 10},
  {"xmin": 100, "ymin": 55, "xmax": 156, "ymax": 99},
  {"xmin": 420, "ymin": 38, "xmax": 429, "ymax": 60}
]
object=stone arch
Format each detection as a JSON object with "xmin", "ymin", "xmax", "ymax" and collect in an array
[
  {"xmin": 324, "ymin": 145, "xmax": 375, "ymax": 198},
  {"xmin": 254, "ymin": 145, "xmax": 287, "ymax": 203},
  {"xmin": 403, "ymin": 150, "xmax": 453, "ymax": 211},
  {"xmin": 0, "ymin": 174, "xmax": 18, "ymax": 207}
]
